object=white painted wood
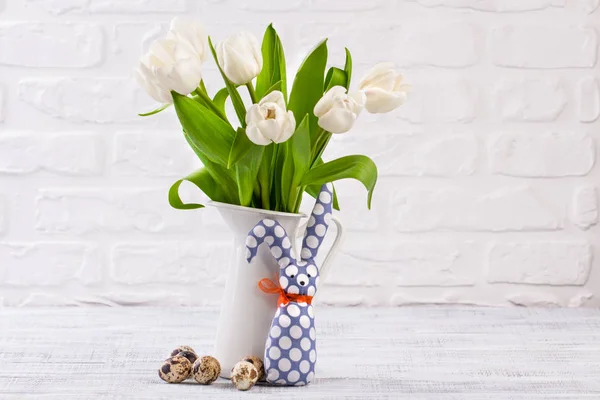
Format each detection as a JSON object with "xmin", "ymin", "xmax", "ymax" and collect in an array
[{"xmin": 1, "ymin": 307, "xmax": 600, "ymax": 399}]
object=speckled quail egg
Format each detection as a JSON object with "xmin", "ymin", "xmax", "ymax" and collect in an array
[
  {"xmin": 170, "ymin": 345, "xmax": 197, "ymax": 358},
  {"xmin": 231, "ymin": 361, "xmax": 259, "ymax": 391},
  {"xmin": 158, "ymin": 355, "xmax": 192, "ymax": 384},
  {"xmin": 176, "ymin": 350, "xmax": 198, "ymax": 365},
  {"xmin": 192, "ymin": 356, "xmax": 221, "ymax": 385},
  {"xmin": 241, "ymin": 356, "xmax": 265, "ymax": 381},
  {"xmin": 175, "ymin": 350, "xmax": 198, "ymax": 378}
]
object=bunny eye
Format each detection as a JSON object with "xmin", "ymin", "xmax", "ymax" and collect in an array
[
  {"xmin": 307, "ymin": 273, "xmax": 312, "ymax": 278},
  {"xmin": 285, "ymin": 265, "xmax": 298, "ymax": 278}
]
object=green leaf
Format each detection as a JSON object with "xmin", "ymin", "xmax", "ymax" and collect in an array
[
  {"xmin": 172, "ymin": 92, "xmax": 236, "ymax": 167},
  {"xmin": 284, "ymin": 115, "xmax": 311, "ymax": 212},
  {"xmin": 208, "ymin": 37, "xmax": 247, "ymax": 126},
  {"xmin": 305, "ymin": 156, "xmax": 340, "ymax": 211},
  {"xmin": 191, "ymin": 87, "xmax": 229, "ymax": 123},
  {"xmin": 181, "ymin": 130, "xmax": 240, "ymax": 205},
  {"xmin": 256, "ymin": 24, "xmax": 287, "ymax": 101},
  {"xmin": 291, "ymin": 115, "xmax": 311, "ymax": 182},
  {"xmin": 264, "ymin": 80, "xmax": 282, "ymax": 97},
  {"xmin": 228, "ymin": 128, "xmax": 257, "ymax": 168},
  {"xmin": 280, "ymin": 142, "xmax": 294, "ymax": 211},
  {"xmin": 344, "ymin": 48, "xmax": 353, "ymax": 90},
  {"xmin": 169, "ymin": 168, "xmax": 226, "ymax": 210},
  {"xmin": 198, "ymin": 80, "xmax": 209, "ymax": 96},
  {"xmin": 138, "ymin": 103, "xmax": 171, "ymax": 117},
  {"xmin": 271, "ymin": 143, "xmax": 286, "ymax": 211},
  {"xmin": 213, "ymin": 88, "xmax": 229, "ymax": 113},
  {"xmin": 288, "ymin": 39, "xmax": 328, "ymax": 144},
  {"xmin": 236, "ymin": 143, "xmax": 265, "ymax": 207},
  {"xmin": 324, "ymin": 67, "xmax": 347, "ymax": 92},
  {"xmin": 301, "ymin": 155, "xmax": 378, "ymax": 209},
  {"xmin": 257, "ymin": 144, "xmax": 274, "ymax": 210}
]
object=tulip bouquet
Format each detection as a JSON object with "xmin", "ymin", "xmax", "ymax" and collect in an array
[{"xmin": 136, "ymin": 18, "xmax": 409, "ymax": 213}]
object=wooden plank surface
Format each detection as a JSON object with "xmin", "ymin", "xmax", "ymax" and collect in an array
[{"xmin": 1, "ymin": 307, "xmax": 599, "ymax": 399}]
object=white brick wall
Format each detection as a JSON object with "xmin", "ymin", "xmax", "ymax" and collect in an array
[{"xmin": 0, "ymin": 0, "xmax": 598, "ymax": 307}]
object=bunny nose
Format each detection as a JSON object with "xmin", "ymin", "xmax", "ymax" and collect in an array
[{"xmin": 297, "ymin": 274, "xmax": 309, "ymax": 287}]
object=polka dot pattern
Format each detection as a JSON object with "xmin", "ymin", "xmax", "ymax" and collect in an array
[
  {"xmin": 246, "ymin": 236, "xmax": 257, "ymax": 248},
  {"xmin": 263, "ymin": 299, "xmax": 317, "ymax": 386},
  {"xmin": 271, "ymin": 325, "xmax": 281, "ymax": 338},
  {"xmin": 245, "ymin": 217, "xmax": 296, "ymax": 265},
  {"xmin": 301, "ymin": 248, "xmax": 312, "ymax": 259},
  {"xmin": 253, "ymin": 225, "xmax": 266, "ymax": 237},
  {"xmin": 301, "ymin": 184, "xmax": 333, "ymax": 263},
  {"xmin": 244, "ymin": 184, "xmax": 333, "ymax": 386},
  {"xmin": 315, "ymin": 224, "xmax": 326, "ymax": 237},
  {"xmin": 288, "ymin": 370, "xmax": 300, "ymax": 382},
  {"xmin": 278, "ymin": 257, "xmax": 290, "ymax": 268},
  {"xmin": 287, "ymin": 304, "xmax": 300, "ymax": 317}
]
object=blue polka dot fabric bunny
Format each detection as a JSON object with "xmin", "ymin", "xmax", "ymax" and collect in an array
[{"xmin": 245, "ymin": 183, "xmax": 334, "ymax": 386}]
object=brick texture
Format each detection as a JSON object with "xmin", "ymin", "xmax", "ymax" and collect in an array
[
  {"xmin": 0, "ymin": 195, "xmax": 5, "ymax": 234},
  {"xmin": 391, "ymin": 186, "xmax": 561, "ymax": 232},
  {"xmin": 0, "ymin": 1, "xmax": 598, "ymax": 307},
  {"xmin": 110, "ymin": 242, "xmax": 229, "ymax": 285},
  {"xmin": 18, "ymin": 78, "xmax": 155, "ymax": 123},
  {"xmin": 26, "ymin": 0, "xmax": 189, "ymax": 15},
  {"xmin": 0, "ymin": 242, "xmax": 101, "ymax": 286},
  {"xmin": 410, "ymin": 0, "xmax": 566, "ymax": 12},
  {"xmin": 571, "ymin": 186, "xmax": 599, "ymax": 230},
  {"xmin": 493, "ymin": 79, "xmax": 566, "ymax": 122},
  {"xmin": 487, "ymin": 242, "xmax": 592, "ymax": 285},
  {"xmin": 35, "ymin": 188, "xmax": 197, "ymax": 234},
  {"xmin": 0, "ymin": 132, "xmax": 103, "ymax": 175},
  {"xmin": 577, "ymin": 77, "xmax": 600, "ymax": 123},
  {"xmin": 112, "ymin": 131, "xmax": 197, "ymax": 177},
  {"xmin": 0, "ymin": 23, "xmax": 103, "ymax": 68},
  {"xmin": 0, "ymin": 86, "xmax": 4, "ymax": 122},
  {"xmin": 489, "ymin": 132, "xmax": 595, "ymax": 177},
  {"xmin": 491, "ymin": 25, "xmax": 597, "ymax": 68}
]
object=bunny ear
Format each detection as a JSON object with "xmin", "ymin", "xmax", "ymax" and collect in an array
[
  {"xmin": 301, "ymin": 183, "xmax": 334, "ymax": 260},
  {"xmin": 246, "ymin": 219, "xmax": 295, "ymax": 266}
]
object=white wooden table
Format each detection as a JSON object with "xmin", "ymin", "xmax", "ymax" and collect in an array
[{"xmin": 1, "ymin": 307, "xmax": 599, "ymax": 399}]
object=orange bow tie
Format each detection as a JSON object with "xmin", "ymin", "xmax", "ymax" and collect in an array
[{"xmin": 258, "ymin": 275, "xmax": 313, "ymax": 306}]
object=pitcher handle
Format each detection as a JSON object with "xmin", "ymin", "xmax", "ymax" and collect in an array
[{"xmin": 317, "ymin": 216, "xmax": 345, "ymax": 287}]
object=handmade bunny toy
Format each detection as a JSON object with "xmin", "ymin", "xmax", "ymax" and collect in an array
[{"xmin": 245, "ymin": 183, "xmax": 334, "ymax": 386}]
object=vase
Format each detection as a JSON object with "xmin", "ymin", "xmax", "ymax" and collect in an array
[{"xmin": 210, "ymin": 201, "xmax": 344, "ymax": 378}]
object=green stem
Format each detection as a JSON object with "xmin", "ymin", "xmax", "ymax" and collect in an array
[
  {"xmin": 198, "ymin": 80, "xmax": 209, "ymax": 96},
  {"xmin": 292, "ymin": 185, "xmax": 305, "ymax": 213},
  {"xmin": 271, "ymin": 143, "xmax": 283, "ymax": 211},
  {"xmin": 253, "ymin": 185, "xmax": 262, "ymax": 209},
  {"xmin": 258, "ymin": 144, "xmax": 274, "ymax": 210},
  {"xmin": 246, "ymin": 82, "xmax": 258, "ymax": 104},
  {"xmin": 193, "ymin": 88, "xmax": 228, "ymax": 122},
  {"xmin": 311, "ymin": 130, "xmax": 331, "ymax": 168},
  {"xmin": 259, "ymin": 169, "xmax": 270, "ymax": 210}
]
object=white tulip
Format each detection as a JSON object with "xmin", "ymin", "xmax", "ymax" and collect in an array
[
  {"xmin": 313, "ymin": 86, "xmax": 366, "ymax": 134},
  {"xmin": 167, "ymin": 17, "xmax": 208, "ymax": 62},
  {"xmin": 216, "ymin": 31, "xmax": 263, "ymax": 85},
  {"xmin": 245, "ymin": 91, "xmax": 296, "ymax": 145},
  {"xmin": 136, "ymin": 38, "xmax": 203, "ymax": 103},
  {"xmin": 359, "ymin": 62, "xmax": 410, "ymax": 114},
  {"xmin": 135, "ymin": 53, "xmax": 173, "ymax": 104}
]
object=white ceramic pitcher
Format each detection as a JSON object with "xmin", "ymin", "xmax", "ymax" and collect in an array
[{"xmin": 209, "ymin": 201, "xmax": 344, "ymax": 378}]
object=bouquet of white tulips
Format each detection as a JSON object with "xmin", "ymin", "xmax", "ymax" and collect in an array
[{"xmin": 136, "ymin": 18, "xmax": 409, "ymax": 213}]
